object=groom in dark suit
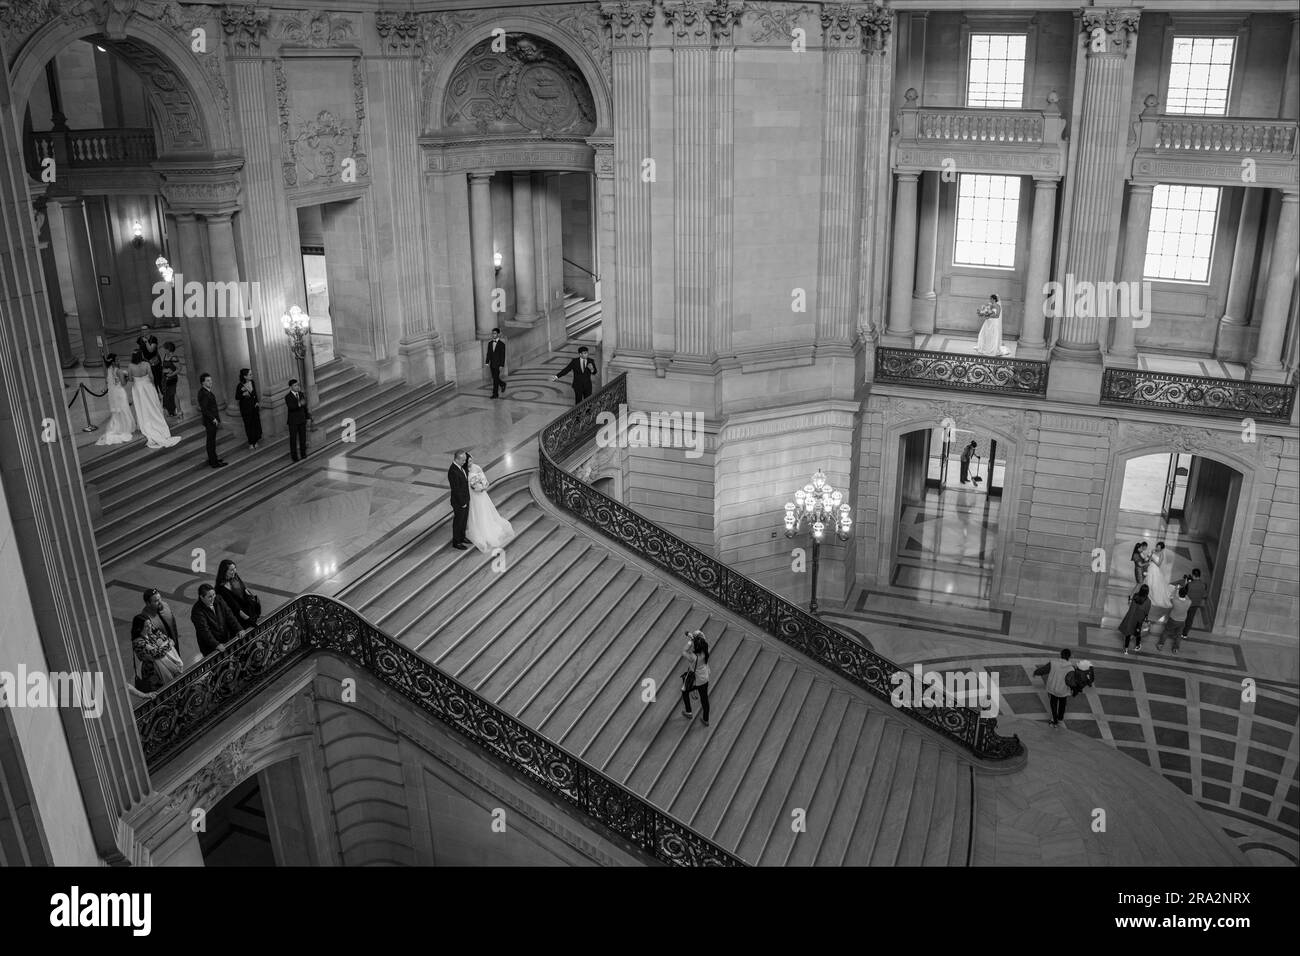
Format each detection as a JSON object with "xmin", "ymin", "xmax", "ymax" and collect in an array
[
  {"xmin": 554, "ymin": 346, "xmax": 597, "ymax": 405},
  {"xmin": 448, "ymin": 450, "xmax": 470, "ymax": 550},
  {"xmin": 197, "ymin": 373, "xmax": 226, "ymax": 468},
  {"xmin": 485, "ymin": 328, "xmax": 507, "ymax": 399}
]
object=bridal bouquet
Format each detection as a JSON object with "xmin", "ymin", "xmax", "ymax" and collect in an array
[
  {"xmin": 469, "ymin": 472, "xmax": 488, "ymax": 493},
  {"xmin": 976, "ymin": 304, "xmax": 997, "ymax": 319}
]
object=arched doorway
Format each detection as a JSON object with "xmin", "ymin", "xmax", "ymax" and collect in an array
[
  {"xmin": 421, "ymin": 28, "xmax": 609, "ymax": 383},
  {"xmin": 1106, "ymin": 451, "xmax": 1246, "ymax": 635}
]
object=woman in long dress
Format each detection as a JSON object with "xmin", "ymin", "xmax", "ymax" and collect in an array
[
  {"xmin": 95, "ymin": 353, "xmax": 136, "ymax": 445},
  {"xmin": 465, "ymin": 456, "xmax": 515, "ymax": 553},
  {"xmin": 128, "ymin": 349, "xmax": 181, "ymax": 449},
  {"xmin": 236, "ymin": 368, "xmax": 262, "ymax": 449},
  {"xmin": 1145, "ymin": 540, "xmax": 1173, "ymax": 605},
  {"xmin": 975, "ymin": 293, "xmax": 1008, "ymax": 356}
]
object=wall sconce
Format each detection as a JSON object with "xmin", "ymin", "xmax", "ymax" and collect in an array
[
  {"xmin": 155, "ymin": 256, "xmax": 173, "ymax": 284},
  {"xmin": 131, "ymin": 220, "xmax": 144, "ymax": 248},
  {"xmin": 493, "ymin": 250, "xmax": 502, "ymax": 276}
]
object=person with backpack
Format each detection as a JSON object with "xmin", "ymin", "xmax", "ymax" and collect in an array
[
  {"xmin": 680, "ymin": 630, "xmax": 712, "ymax": 727},
  {"xmin": 1034, "ymin": 648, "xmax": 1079, "ymax": 727}
]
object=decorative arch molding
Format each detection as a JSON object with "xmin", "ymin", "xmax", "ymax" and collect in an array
[
  {"xmin": 420, "ymin": 13, "xmax": 612, "ymax": 138},
  {"xmin": 7, "ymin": 10, "xmax": 236, "ymax": 157}
]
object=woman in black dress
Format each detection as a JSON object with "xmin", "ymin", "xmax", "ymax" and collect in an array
[
  {"xmin": 216, "ymin": 559, "xmax": 261, "ymax": 628},
  {"xmin": 236, "ymin": 368, "xmax": 262, "ymax": 449},
  {"xmin": 1119, "ymin": 583, "xmax": 1151, "ymax": 654}
]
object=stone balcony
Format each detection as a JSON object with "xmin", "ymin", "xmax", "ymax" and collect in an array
[
  {"xmin": 1130, "ymin": 105, "xmax": 1299, "ymax": 189},
  {"xmin": 28, "ymin": 127, "xmax": 157, "ymax": 171},
  {"xmin": 892, "ymin": 95, "xmax": 1068, "ymax": 178}
]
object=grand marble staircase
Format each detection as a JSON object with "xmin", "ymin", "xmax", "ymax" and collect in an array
[
  {"xmin": 563, "ymin": 291, "xmax": 601, "ymax": 345},
  {"xmin": 82, "ymin": 359, "xmax": 447, "ymax": 562},
  {"xmin": 336, "ymin": 475, "xmax": 976, "ymax": 866}
]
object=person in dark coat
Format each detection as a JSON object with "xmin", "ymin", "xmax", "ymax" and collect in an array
[
  {"xmin": 236, "ymin": 368, "xmax": 262, "ymax": 449},
  {"xmin": 161, "ymin": 341, "xmax": 180, "ymax": 418},
  {"xmin": 191, "ymin": 583, "xmax": 242, "ymax": 656},
  {"xmin": 1119, "ymin": 584, "xmax": 1151, "ymax": 654},
  {"xmin": 215, "ymin": 558, "xmax": 261, "ymax": 628},
  {"xmin": 485, "ymin": 328, "xmax": 507, "ymax": 399},
  {"xmin": 197, "ymin": 373, "xmax": 226, "ymax": 468},
  {"xmin": 447, "ymin": 450, "xmax": 470, "ymax": 550},
  {"xmin": 138, "ymin": 335, "xmax": 163, "ymax": 390},
  {"xmin": 553, "ymin": 346, "xmax": 597, "ymax": 405},
  {"xmin": 285, "ymin": 378, "xmax": 311, "ymax": 461}
]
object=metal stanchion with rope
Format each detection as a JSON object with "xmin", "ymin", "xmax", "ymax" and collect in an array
[{"xmin": 68, "ymin": 381, "xmax": 108, "ymax": 433}]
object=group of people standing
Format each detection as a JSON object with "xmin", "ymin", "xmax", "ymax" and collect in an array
[
  {"xmin": 1118, "ymin": 540, "xmax": 1209, "ymax": 653},
  {"xmin": 196, "ymin": 370, "xmax": 310, "ymax": 468},
  {"xmin": 130, "ymin": 560, "xmax": 263, "ymax": 693},
  {"xmin": 484, "ymin": 329, "xmax": 599, "ymax": 405},
  {"xmin": 96, "ymin": 336, "xmax": 184, "ymax": 449}
]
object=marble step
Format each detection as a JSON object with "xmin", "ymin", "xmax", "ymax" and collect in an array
[{"xmin": 344, "ymin": 485, "xmax": 977, "ymax": 866}]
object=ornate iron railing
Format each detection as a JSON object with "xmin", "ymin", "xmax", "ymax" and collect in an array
[
  {"xmin": 134, "ymin": 594, "xmax": 744, "ymax": 867},
  {"xmin": 875, "ymin": 347, "xmax": 1049, "ymax": 397},
  {"xmin": 537, "ymin": 374, "xmax": 1023, "ymax": 763},
  {"xmin": 1101, "ymin": 367, "xmax": 1296, "ymax": 423}
]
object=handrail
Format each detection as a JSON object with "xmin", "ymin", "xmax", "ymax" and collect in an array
[
  {"xmin": 562, "ymin": 256, "xmax": 598, "ymax": 281},
  {"xmin": 875, "ymin": 346, "xmax": 1050, "ymax": 397},
  {"xmin": 133, "ymin": 593, "xmax": 744, "ymax": 867},
  {"xmin": 1101, "ymin": 367, "xmax": 1295, "ymax": 423},
  {"xmin": 536, "ymin": 374, "xmax": 1023, "ymax": 762}
]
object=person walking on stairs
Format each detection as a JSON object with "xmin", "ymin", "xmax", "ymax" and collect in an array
[
  {"xmin": 680, "ymin": 630, "xmax": 712, "ymax": 727},
  {"xmin": 197, "ymin": 373, "xmax": 226, "ymax": 468},
  {"xmin": 285, "ymin": 378, "xmax": 312, "ymax": 461},
  {"xmin": 485, "ymin": 328, "xmax": 507, "ymax": 399}
]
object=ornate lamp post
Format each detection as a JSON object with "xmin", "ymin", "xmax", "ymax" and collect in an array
[
  {"xmin": 783, "ymin": 468, "xmax": 852, "ymax": 614},
  {"xmin": 281, "ymin": 305, "xmax": 317, "ymax": 430}
]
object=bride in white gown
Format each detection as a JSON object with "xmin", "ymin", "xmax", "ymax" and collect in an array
[
  {"xmin": 465, "ymin": 458, "xmax": 515, "ymax": 553},
  {"xmin": 975, "ymin": 293, "xmax": 1009, "ymax": 356},
  {"xmin": 128, "ymin": 350, "xmax": 180, "ymax": 449},
  {"xmin": 95, "ymin": 353, "xmax": 136, "ymax": 446}
]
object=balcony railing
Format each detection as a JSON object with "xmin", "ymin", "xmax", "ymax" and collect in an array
[
  {"xmin": 1101, "ymin": 367, "xmax": 1296, "ymax": 423},
  {"xmin": 910, "ymin": 108, "xmax": 1047, "ymax": 145},
  {"xmin": 28, "ymin": 127, "xmax": 157, "ymax": 170},
  {"xmin": 893, "ymin": 104, "xmax": 1068, "ymax": 177},
  {"xmin": 1139, "ymin": 115, "xmax": 1298, "ymax": 157},
  {"xmin": 134, "ymin": 594, "xmax": 744, "ymax": 867},
  {"xmin": 875, "ymin": 347, "xmax": 1050, "ymax": 397},
  {"xmin": 538, "ymin": 374, "xmax": 1024, "ymax": 764}
]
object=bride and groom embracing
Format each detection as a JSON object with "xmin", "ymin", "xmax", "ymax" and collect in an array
[{"xmin": 447, "ymin": 450, "xmax": 515, "ymax": 553}]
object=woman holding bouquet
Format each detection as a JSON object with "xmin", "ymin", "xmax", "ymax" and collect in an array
[
  {"xmin": 465, "ymin": 453, "xmax": 516, "ymax": 553},
  {"xmin": 975, "ymin": 293, "xmax": 1008, "ymax": 356}
]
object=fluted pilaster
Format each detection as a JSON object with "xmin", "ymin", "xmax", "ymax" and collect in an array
[
  {"xmin": 1020, "ymin": 177, "xmax": 1059, "ymax": 353},
  {"xmin": 816, "ymin": 5, "xmax": 866, "ymax": 343},
  {"xmin": 711, "ymin": 3, "xmax": 740, "ymax": 355},
  {"xmin": 600, "ymin": 1, "xmax": 655, "ymax": 354},
  {"xmin": 856, "ymin": 2, "xmax": 895, "ymax": 338},
  {"xmin": 1056, "ymin": 8, "xmax": 1140, "ymax": 358},
  {"xmin": 1111, "ymin": 181, "xmax": 1153, "ymax": 359},
  {"xmin": 1251, "ymin": 191, "xmax": 1300, "ymax": 379}
]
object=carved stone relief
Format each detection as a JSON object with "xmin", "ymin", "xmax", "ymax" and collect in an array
[
  {"xmin": 443, "ymin": 35, "xmax": 596, "ymax": 138},
  {"xmin": 744, "ymin": 1, "xmax": 814, "ymax": 44},
  {"xmin": 275, "ymin": 56, "xmax": 369, "ymax": 189},
  {"xmin": 273, "ymin": 8, "xmax": 355, "ymax": 49}
]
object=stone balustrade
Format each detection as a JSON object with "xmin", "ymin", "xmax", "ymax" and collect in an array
[{"xmin": 29, "ymin": 127, "xmax": 157, "ymax": 170}]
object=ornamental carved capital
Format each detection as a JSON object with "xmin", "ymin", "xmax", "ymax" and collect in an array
[
  {"xmin": 662, "ymin": 0, "xmax": 709, "ymax": 45},
  {"xmin": 1081, "ymin": 7, "xmax": 1140, "ymax": 56},
  {"xmin": 820, "ymin": 1, "xmax": 891, "ymax": 53},
  {"xmin": 375, "ymin": 10, "xmax": 420, "ymax": 55},
  {"xmin": 598, "ymin": 0, "xmax": 655, "ymax": 46},
  {"xmin": 705, "ymin": 0, "xmax": 744, "ymax": 43},
  {"xmin": 220, "ymin": 3, "xmax": 268, "ymax": 56}
]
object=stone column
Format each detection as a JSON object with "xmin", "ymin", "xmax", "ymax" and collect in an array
[
  {"xmin": 1283, "ymin": 15, "xmax": 1299, "ymax": 120},
  {"xmin": 46, "ymin": 196, "xmax": 104, "ymax": 366},
  {"xmin": 886, "ymin": 172, "xmax": 919, "ymax": 340},
  {"xmin": 816, "ymin": 6, "xmax": 866, "ymax": 344},
  {"xmin": 1220, "ymin": 188, "xmax": 1264, "ymax": 327},
  {"xmin": 711, "ymin": 4, "xmax": 741, "ymax": 356},
  {"xmin": 588, "ymin": 138, "xmax": 616, "ymax": 358},
  {"xmin": 912, "ymin": 170, "xmax": 940, "ymax": 331},
  {"xmin": 1110, "ymin": 181, "xmax": 1154, "ymax": 362},
  {"xmin": 205, "ymin": 212, "xmax": 252, "ymax": 390},
  {"xmin": 0, "ymin": 23, "xmax": 150, "ymax": 863},
  {"xmin": 511, "ymin": 172, "xmax": 539, "ymax": 323},
  {"xmin": 1050, "ymin": 8, "xmax": 1140, "ymax": 401},
  {"xmin": 1250, "ymin": 191, "xmax": 1300, "ymax": 381},
  {"xmin": 599, "ymin": 1, "xmax": 655, "ymax": 358},
  {"xmin": 1019, "ymin": 177, "xmax": 1058, "ymax": 357},
  {"xmin": 173, "ymin": 212, "xmax": 225, "ymax": 399},
  {"xmin": 857, "ymin": 5, "xmax": 896, "ymax": 340},
  {"xmin": 469, "ymin": 171, "xmax": 498, "ymax": 338}
]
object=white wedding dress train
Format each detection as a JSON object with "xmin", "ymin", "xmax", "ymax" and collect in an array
[
  {"xmin": 96, "ymin": 370, "xmax": 136, "ymax": 445},
  {"xmin": 130, "ymin": 372, "xmax": 180, "ymax": 449},
  {"xmin": 975, "ymin": 309, "xmax": 1007, "ymax": 356},
  {"xmin": 465, "ymin": 464, "xmax": 515, "ymax": 553}
]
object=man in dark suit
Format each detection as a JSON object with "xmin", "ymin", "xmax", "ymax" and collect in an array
[
  {"xmin": 447, "ymin": 450, "xmax": 470, "ymax": 550},
  {"xmin": 285, "ymin": 378, "xmax": 312, "ymax": 461},
  {"xmin": 191, "ymin": 583, "xmax": 242, "ymax": 656},
  {"xmin": 133, "ymin": 587, "xmax": 183, "ymax": 660},
  {"xmin": 197, "ymin": 373, "xmax": 226, "ymax": 468},
  {"xmin": 485, "ymin": 328, "xmax": 507, "ymax": 399},
  {"xmin": 553, "ymin": 346, "xmax": 597, "ymax": 405}
]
